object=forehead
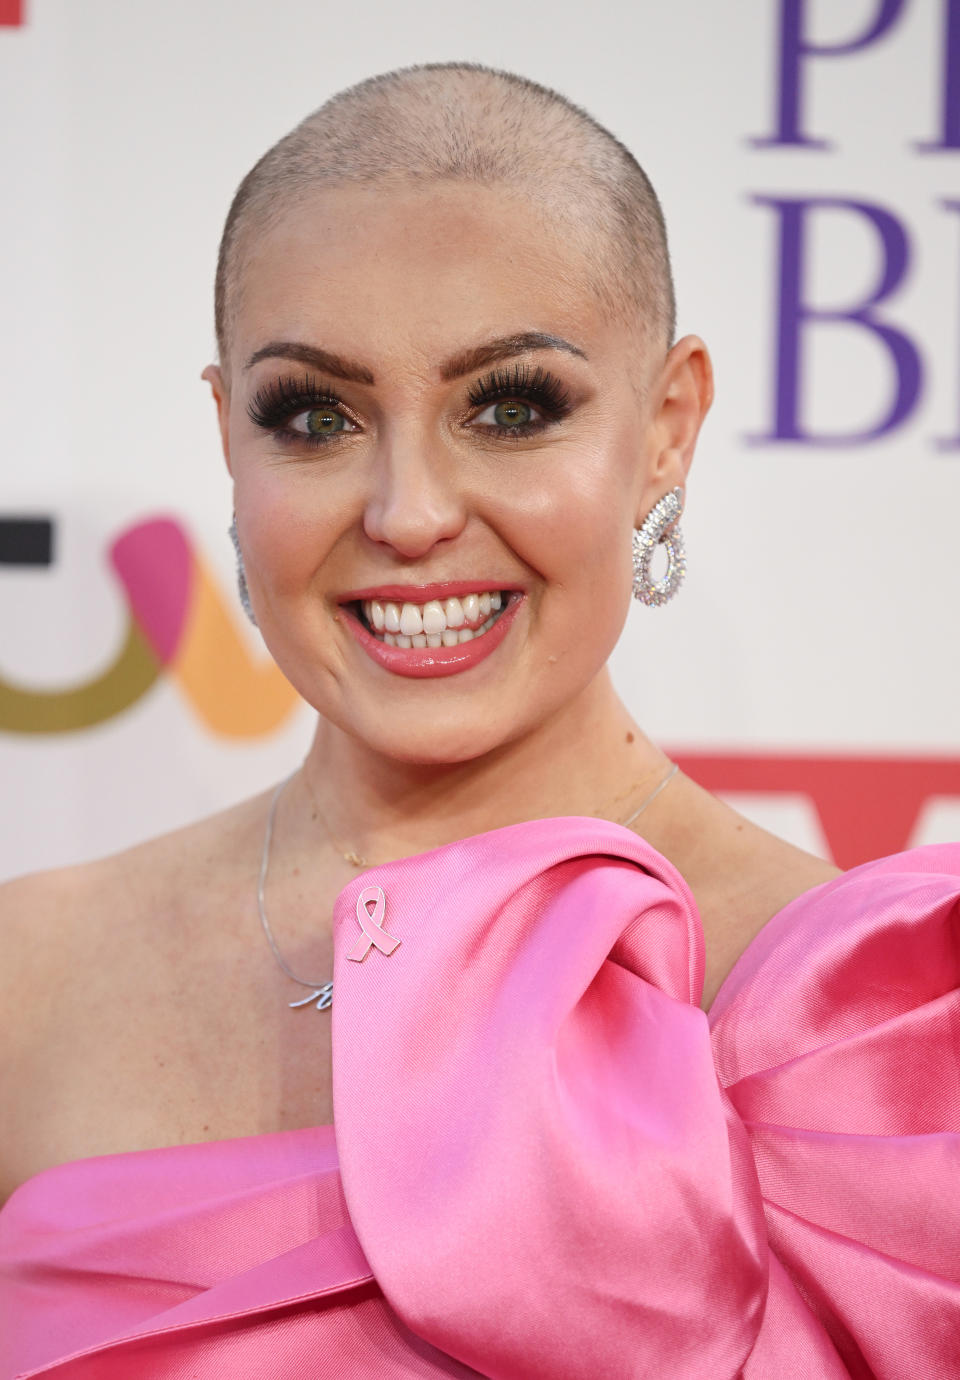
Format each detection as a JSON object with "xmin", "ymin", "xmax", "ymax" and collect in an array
[{"xmin": 232, "ymin": 181, "xmax": 625, "ymax": 374}]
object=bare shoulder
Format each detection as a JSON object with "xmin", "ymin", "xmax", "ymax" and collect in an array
[
  {"xmin": 0, "ymin": 863, "xmax": 99, "ymax": 1034},
  {"xmin": 645, "ymin": 773, "xmax": 840, "ymax": 1011},
  {"xmin": 0, "ymin": 793, "xmax": 282, "ymax": 1198},
  {"xmin": 0, "ymin": 793, "xmax": 268, "ymax": 1060},
  {"xmin": 699, "ymin": 819, "xmax": 840, "ymax": 1010}
]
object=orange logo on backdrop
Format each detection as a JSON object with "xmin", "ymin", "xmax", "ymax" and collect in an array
[{"xmin": 0, "ymin": 515, "xmax": 299, "ymax": 738}]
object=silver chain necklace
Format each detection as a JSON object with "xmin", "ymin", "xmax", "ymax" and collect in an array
[
  {"xmin": 258, "ymin": 773, "xmax": 334, "ymax": 1012},
  {"xmin": 257, "ymin": 762, "xmax": 679, "ymax": 1012}
]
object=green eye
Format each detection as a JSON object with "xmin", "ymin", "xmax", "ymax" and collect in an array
[
  {"xmin": 305, "ymin": 408, "xmax": 347, "ymax": 435},
  {"xmin": 492, "ymin": 400, "xmax": 533, "ymax": 428}
]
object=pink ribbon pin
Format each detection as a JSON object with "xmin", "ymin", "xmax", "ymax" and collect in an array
[{"xmin": 347, "ymin": 885, "xmax": 401, "ymax": 962}]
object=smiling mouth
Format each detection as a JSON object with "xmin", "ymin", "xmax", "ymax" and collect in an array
[{"xmin": 349, "ymin": 589, "xmax": 517, "ymax": 648}]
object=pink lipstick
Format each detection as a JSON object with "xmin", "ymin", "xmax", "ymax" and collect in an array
[{"xmin": 339, "ymin": 591, "xmax": 523, "ymax": 679}]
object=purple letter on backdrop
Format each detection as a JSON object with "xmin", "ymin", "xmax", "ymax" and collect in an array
[
  {"xmin": 916, "ymin": 0, "xmax": 960, "ymax": 150},
  {"xmin": 751, "ymin": 0, "xmax": 907, "ymax": 149},
  {"xmin": 934, "ymin": 200, "xmax": 960, "ymax": 450},
  {"xmin": 749, "ymin": 196, "xmax": 923, "ymax": 445}
]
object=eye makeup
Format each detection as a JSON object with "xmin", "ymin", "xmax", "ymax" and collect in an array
[
  {"xmin": 466, "ymin": 363, "xmax": 571, "ymax": 418},
  {"xmin": 246, "ymin": 360, "xmax": 575, "ymax": 447},
  {"xmin": 246, "ymin": 374, "xmax": 354, "ymax": 447}
]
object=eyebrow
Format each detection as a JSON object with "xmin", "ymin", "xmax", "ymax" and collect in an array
[
  {"xmin": 243, "ymin": 330, "xmax": 587, "ymax": 386},
  {"xmin": 438, "ymin": 332, "xmax": 587, "ymax": 380},
  {"xmin": 243, "ymin": 342, "xmax": 375, "ymax": 384}
]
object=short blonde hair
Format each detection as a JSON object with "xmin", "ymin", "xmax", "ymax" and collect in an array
[{"xmin": 214, "ymin": 62, "xmax": 675, "ymax": 369}]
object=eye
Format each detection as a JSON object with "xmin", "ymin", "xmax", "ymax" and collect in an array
[
  {"xmin": 466, "ymin": 364, "xmax": 571, "ymax": 437},
  {"xmin": 474, "ymin": 399, "xmax": 540, "ymax": 429},
  {"xmin": 245, "ymin": 374, "xmax": 361, "ymax": 446},
  {"xmin": 288, "ymin": 407, "xmax": 357, "ymax": 438}
]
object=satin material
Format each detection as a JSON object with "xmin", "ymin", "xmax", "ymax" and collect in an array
[{"xmin": 1, "ymin": 819, "xmax": 958, "ymax": 1377}]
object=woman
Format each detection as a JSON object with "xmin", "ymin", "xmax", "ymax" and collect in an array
[{"xmin": 1, "ymin": 62, "xmax": 958, "ymax": 1378}]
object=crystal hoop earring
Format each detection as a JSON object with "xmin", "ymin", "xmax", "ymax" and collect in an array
[
  {"xmin": 632, "ymin": 486, "xmax": 686, "ymax": 606},
  {"xmin": 229, "ymin": 514, "xmax": 258, "ymax": 626}
]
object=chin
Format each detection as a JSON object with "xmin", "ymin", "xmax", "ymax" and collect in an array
[{"xmin": 360, "ymin": 719, "xmax": 517, "ymax": 767}]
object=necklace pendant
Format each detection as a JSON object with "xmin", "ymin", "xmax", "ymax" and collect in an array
[
  {"xmin": 343, "ymin": 849, "xmax": 367, "ymax": 868},
  {"xmin": 289, "ymin": 981, "xmax": 333, "ymax": 1011}
]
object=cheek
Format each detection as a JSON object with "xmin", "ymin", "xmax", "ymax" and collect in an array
[
  {"xmin": 481, "ymin": 446, "xmax": 637, "ymax": 687},
  {"xmin": 233, "ymin": 464, "xmax": 343, "ymax": 600},
  {"xmin": 494, "ymin": 446, "xmax": 635, "ymax": 600}
]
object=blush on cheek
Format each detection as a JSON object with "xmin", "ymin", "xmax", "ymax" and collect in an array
[{"xmin": 235, "ymin": 487, "xmax": 333, "ymax": 602}]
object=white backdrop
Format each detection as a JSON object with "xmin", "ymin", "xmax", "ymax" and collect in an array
[{"xmin": 2, "ymin": 0, "xmax": 958, "ymax": 880}]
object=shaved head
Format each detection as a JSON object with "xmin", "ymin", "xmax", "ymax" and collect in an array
[{"xmin": 214, "ymin": 63, "xmax": 675, "ymax": 373}]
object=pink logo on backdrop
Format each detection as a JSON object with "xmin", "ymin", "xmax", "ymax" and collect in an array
[
  {"xmin": 0, "ymin": 0, "xmax": 24, "ymax": 26},
  {"xmin": 0, "ymin": 514, "xmax": 300, "ymax": 737}
]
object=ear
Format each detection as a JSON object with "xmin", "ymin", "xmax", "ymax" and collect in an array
[
  {"xmin": 636, "ymin": 335, "xmax": 714, "ymax": 523},
  {"xmin": 201, "ymin": 363, "xmax": 233, "ymax": 477}
]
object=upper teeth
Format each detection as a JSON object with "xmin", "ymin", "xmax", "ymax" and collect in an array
[{"xmin": 364, "ymin": 590, "xmax": 503, "ymax": 638}]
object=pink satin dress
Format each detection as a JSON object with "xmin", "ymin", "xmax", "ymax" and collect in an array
[{"xmin": 2, "ymin": 818, "xmax": 959, "ymax": 1377}]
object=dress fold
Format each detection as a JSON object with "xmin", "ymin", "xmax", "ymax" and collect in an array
[{"xmin": 2, "ymin": 823, "xmax": 958, "ymax": 1377}]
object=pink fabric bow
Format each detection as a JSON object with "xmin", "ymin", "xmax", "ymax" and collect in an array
[
  {"xmin": 2, "ymin": 820, "xmax": 959, "ymax": 1378},
  {"xmin": 332, "ymin": 823, "xmax": 960, "ymax": 1377}
]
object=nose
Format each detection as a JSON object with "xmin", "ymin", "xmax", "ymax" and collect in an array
[{"xmin": 362, "ymin": 441, "xmax": 468, "ymax": 559}]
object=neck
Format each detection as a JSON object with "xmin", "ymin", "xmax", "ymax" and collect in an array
[{"xmin": 302, "ymin": 670, "xmax": 671, "ymax": 863}]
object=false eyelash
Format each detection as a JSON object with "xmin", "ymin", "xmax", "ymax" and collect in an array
[
  {"xmin": 467, "ymin": 364, "xmax": 572, "ymax": 417},
  {"xmin": 246, "ymin": 374, "xmax": 346, "ymax": 431}
]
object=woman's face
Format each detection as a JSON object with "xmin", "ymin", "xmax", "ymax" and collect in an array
[{"xmin": 207, "ymin": 180, "xmax": 704, "ymax": 765}]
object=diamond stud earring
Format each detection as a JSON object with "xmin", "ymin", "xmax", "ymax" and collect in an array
[{"xmin": 632, "ymin": 487, "xmax": 686, "ymax": 606}]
